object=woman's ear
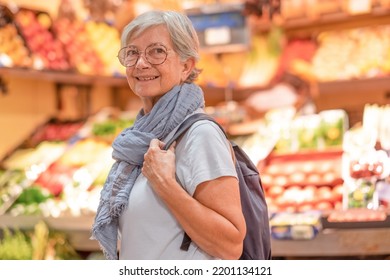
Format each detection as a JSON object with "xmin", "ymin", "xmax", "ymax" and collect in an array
[{"xmin": 181, "ymin": 57, "xmax": 195, "ymax": 81}]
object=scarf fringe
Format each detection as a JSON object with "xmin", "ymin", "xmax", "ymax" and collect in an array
[
  {"xmin": 91, "ymin": 227, "xmax": 119, "ymax": 260},
  {"xmin": 109, "ymin": 202, "xmax": 127, "ymax": 218}
]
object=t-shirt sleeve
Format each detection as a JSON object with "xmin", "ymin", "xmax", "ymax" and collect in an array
[{"xmin": 175, "ymin": 120, "xmax": 238, "ymax": 196}]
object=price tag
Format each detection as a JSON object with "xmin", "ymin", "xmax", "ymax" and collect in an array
[{"xmin": 204, "ymin": 26, "xmax": 231, "ymax": 45}]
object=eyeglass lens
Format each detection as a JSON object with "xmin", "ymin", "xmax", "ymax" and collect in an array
[{"xmin": 118, "ymin": 44, "xmax": 168, "ymax": 67}]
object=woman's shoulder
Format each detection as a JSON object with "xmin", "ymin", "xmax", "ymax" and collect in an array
[{"xmin": 185, "ymin": 118, "xmax": 225, "ymax": 140}]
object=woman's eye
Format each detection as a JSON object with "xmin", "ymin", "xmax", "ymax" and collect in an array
[
  {"xmin": 149, "ymin": 47, "xmax": 166, "ymax": 57},
  {"xmin": 155, "ymin": 47, "xmax": 165, "ymax": 54},
  {"xmin": 126, "ymin": 49, "xmax": 138, "ymax": 57}
]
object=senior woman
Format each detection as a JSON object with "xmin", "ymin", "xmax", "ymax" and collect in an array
[{"xmin": 92, "ymin": 10, "xmax": 246, "ymax": 260}]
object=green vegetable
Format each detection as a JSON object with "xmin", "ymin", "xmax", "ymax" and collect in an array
[
  {"xmin": 92, "ymin": 118, "xmax": 134, "ymax": 136},
  {"xmin": 0, "ymin": 228, "xmax": 33, "ymax": 260},
  {"xmin": 15, "ymin": 186, "xmax": 53, "ymax": 205},
  {"xmin": 0, "ymin": 222, "xmax": 81, "ymax": 260}
]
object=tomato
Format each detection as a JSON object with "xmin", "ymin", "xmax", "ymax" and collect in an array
[
  {"xmin": 261, "ymin": 174, "xmax": 273, "ymax": 187},
  {"xmin": 266, "ymin": 164, "xmax": 281, "ymax": 175},
  {"xmin": 282, "ymin": 205, "xmax": 297, "ymax": 213},
  {"xmin": 297, "ymin": 203, "xmax": 314, "ymax": 212},
  {"xmin": 331, "ymin": 184, "xmax": 344, "ymax": 202},
  {"xmin": 289, "ymin": 172, "xmax": 305, "ymax": 184},
  {"xmin": 306, "ymin": 173, "xmax": 322, "ymax": 184},
  {"xmin": 322, "ymin": 171, "xmax": 336, "ymax": 183},
  {"xmin": 267, "ymin": 185, "xmax": 284, "ymax": 198},
  {"xmin": 301, "ymin": 185, "xmax": 318, "ymax": 205},
  {"xmin": 267, "ymin": 203, "xmax": 280, "ymax": 213},
  {"xmin": 333, "ymin": 201, "xmax": 343, "ymax": 210},
  {"xmin": 274, "ymin": 195, "xmax": 291, "ymax": 208},
  {"xmin": 284, "ymin": 164, "xmax": 297, "ymax": 175},
  {"xmin": 316, "ymin": 186, "xmax": 333, "ymax": 202},
  {"xmin": 315, "ymin": 201, "xmax": 333, "ymax": 211},
  {"xmin": 303, "ymin": 184, "xmax": 317, "ymax": 193},
  {"xmin": 265, "ymin": 196, "xmax": 274, "ymax": 206},
  {"xmin": 274, "ymin": 175, "xmax": 288, "ymax": 187},
  {"xmin": 301, "ymin": 161, "xmax": 315, "ymax": 173}
]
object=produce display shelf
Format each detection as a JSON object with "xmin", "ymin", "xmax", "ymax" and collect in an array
[
  {"xmin": 1, "ymin": 66, "xmax": 389, "ymax": 106},
  {"xmin": 251, "ymin": 4, "xmax": 390, "ymax": 35},
  {"xmin": 271, "ymin": 227, "xmax": 390, "ymax": 258},
  {"xmin": 1, "ymin": 212, "xmax": 390, "ymax": 257},
  {"xmin": 0, "ymin": 67, "xmax": 127, "ymax": 87},
  {"xmin": 0, "ymin": 214, "xmax": 98, "ymax": 252}
]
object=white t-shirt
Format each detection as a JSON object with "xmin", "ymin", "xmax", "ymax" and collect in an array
[{"xmin": 118, "ymin": 117, "xmax": 237, "ymax": 260}]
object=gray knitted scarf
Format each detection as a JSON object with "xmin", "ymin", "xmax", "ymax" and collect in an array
[{"xmin": 91, "ymin": 83, "xmax": 205, "ymax": 260}]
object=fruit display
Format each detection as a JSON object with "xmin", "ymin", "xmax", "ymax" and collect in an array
[
  {"xmin": 293, "ymin": 114, "xmax": 323, "ymax": 150},
  {"xmin": 349, "ymin": 151, "xmax": 388, "ymax": 179},
  {"xmin": 308, "ymin": 111, "xmax": 347, "ymax": 150},
  {"xmin": 81, "ymin": 107, "xmax": 137, "ymax": 143},
  {"xmin": 2, "ymin": 2, "xmax": 389, "ymax": 86},
  {"xmin": 319, "ymin": 110, "xmax": 348, "ymax": 147},
  {"xmin": 342, "ymin": 108, "xmax": 390, "ymax": 211},
  {"xmin": 34, "ymin": 139, "xmax": 112, "ymax": 216},
  {"xmin": 293, "ymin": 110, "xmax": 348, "ymax": 150},
  {"xmin": 327, "ymin": 208, "xmax": 388, "ymax": 223},
  {"xmin": 0, "ymin": 5, "xmax": 31, "ymax": 68},
  {"xmin": 343, "ymin": 148, "xmax": 390, "ymax": 210},
  {"xmin": 2, "ymin": 141, "xmax": 67, "ymax": 171},
  {"xmin": 1, "ymin": 137, "xmax": 112, "ymax": 217},
  {"xmin": 53, "ymin": 18, "xmax": 105, "ymax": 75},
  {"xmin": 57, "ymin": 138, "xmax": 110, "ymax": 167},
  {"xmin": 8, "ymin": 185, "xmax": 53, "ymax": 216},
  {"xmin": 0, "ymin": 107, "xmax": 140, "ymax": 218},
  {"xmin": 238, "ymin": 32, "xmax": 280, "ymax": 87},
  {"xmin": 14, "ymin": 8, "xmax": 71, "ymax": 71},
  {"xmin": 261, "ymin": 150, "xmax": 344, "ymax": 213},
  {"xmin": 25, "ymin": 120, "xmax": 84, "ymax": 147},
  {"xmin": 196, "ymin": 32, "xmax": 280, "ymax": 88},
  {"xmin": 272, "ymin": 37, "xmax": 317, "ymax": 82},
  {"xmin": 311, "ymin": 25, "xmax": 390, "ymax": 81},
  {"xmin": 197, "ymin": 52, "xmax": 246, "ymax": 87},
  {"xmin": 84, "ymin": 20, "xmax": 125, "ymax": 76},
  {"xmin": 0, "ymin": 141, "xmax": 68, "ymax": 215},
  {"xmin": 251, "ymin": 108, "xmax": 348, "ymax": 154},
  {"xmin": 346, "ymin": 178, "xmax": 378, "ymax": 209},
  {"xmin": 0, "ymin": 169, "xmax": 27, "ymax": 215},
  {"xmin": 91, "ymin": 118, "xmax": 135, "ymax": 142}
]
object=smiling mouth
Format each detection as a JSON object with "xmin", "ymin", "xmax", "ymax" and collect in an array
[{"xmin": 137, "ymin": 76, "xmax": 159, "ymax": 81}]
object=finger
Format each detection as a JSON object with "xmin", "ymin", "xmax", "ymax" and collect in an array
[
  {"xmin": 168, "ymin": 141, "xmax": 176, "ymax": 152},
  {"xmin": 158, "ymin": 140, "xmax": 166, "ymax": 149},
  {"xmin": 149, "ymin": 138, "xmax": 160, "ymax": 148}
]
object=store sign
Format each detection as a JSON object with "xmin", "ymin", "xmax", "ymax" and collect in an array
[
  {"xmin": 186, "ymin": 4, "xmax": 250, "ymax": 53},
  {"xmin": 204, "ymin": 26, "xmax": 231, "ymax": 45}
]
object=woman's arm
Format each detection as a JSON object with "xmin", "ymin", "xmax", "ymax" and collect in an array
[{"xmin": 142, "ymin": 139, "xmax": 246, "ymax": 260}]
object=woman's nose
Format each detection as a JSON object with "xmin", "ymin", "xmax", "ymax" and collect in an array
[{"xmin": 135, "ymin": 52, "xmax": 151, "ymax": 68}]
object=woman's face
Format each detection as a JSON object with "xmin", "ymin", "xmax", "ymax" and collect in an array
[{"xmin": 124, "ymin": 25, "xmax": 193, "ymax": 112}]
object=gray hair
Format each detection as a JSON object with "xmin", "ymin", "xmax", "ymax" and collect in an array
[{"xmin": 121, "ymin": 10, "xmax": 201, "ymax": 83}]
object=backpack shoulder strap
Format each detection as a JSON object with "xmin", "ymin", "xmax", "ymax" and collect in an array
[
  {"xmin": 163, "ymin": 112, "xmax": 228, "ymax": 251},
  {"xmin": 164, "ymin": 113, "xmax": 222, "ymax": 150}
]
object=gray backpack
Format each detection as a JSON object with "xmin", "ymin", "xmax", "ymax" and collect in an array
[{"xmin": 164, "ymin": 113, "xmax": 272, "ymax": 260}]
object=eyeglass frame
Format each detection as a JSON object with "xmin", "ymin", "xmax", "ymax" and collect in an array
[{"xmin": 117, "ymin": 43, "xmax": 173, "ymax": 67}]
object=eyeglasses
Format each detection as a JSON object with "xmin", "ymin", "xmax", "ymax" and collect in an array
[{"xmin": 117, "ymin": 43, "xmax": 170, "ymax": 67}]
